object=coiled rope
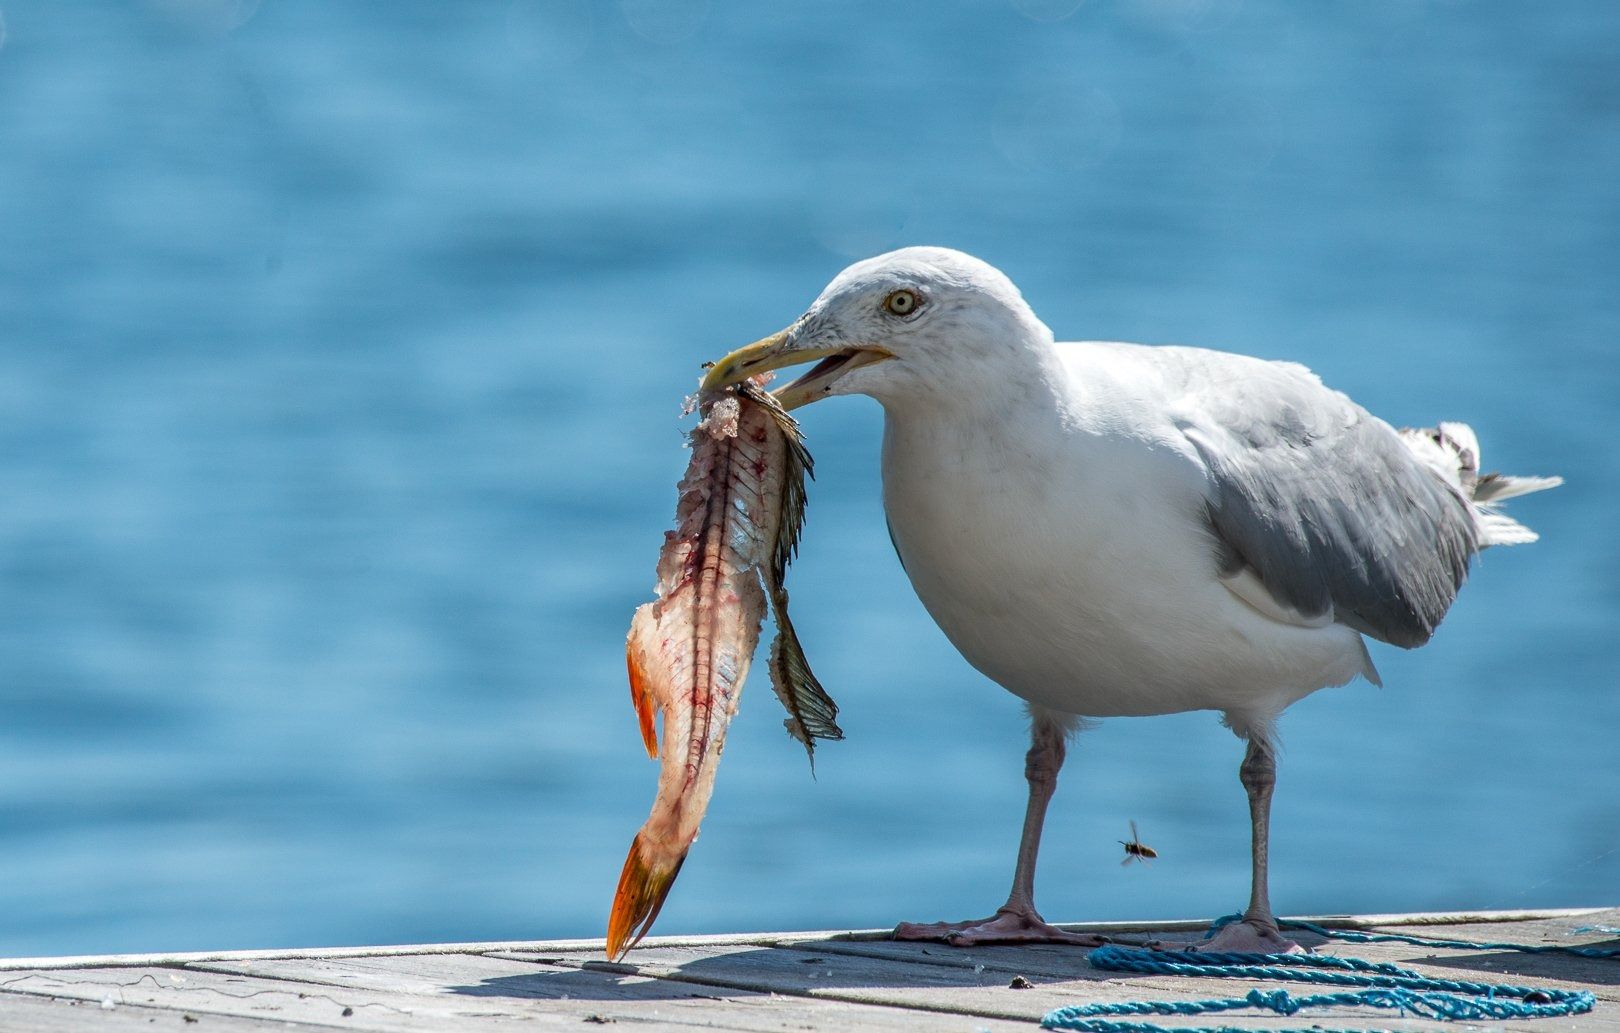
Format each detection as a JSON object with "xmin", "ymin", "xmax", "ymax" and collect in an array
[{"xmin": 1041, "ymin": 917, "xmax": 1609, "ymax": 1033}]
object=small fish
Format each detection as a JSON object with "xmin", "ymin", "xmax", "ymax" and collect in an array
[
  {"xmin": 1119, "ymin": 821, "xmax": 1158, "ymax": 865},
  {"xmin": 607, "ymin": 378, "xmax": 840, "ymax": 961}
]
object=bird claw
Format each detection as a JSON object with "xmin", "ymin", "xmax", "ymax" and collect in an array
[{"xmin": 893, "ymin": 907, "xmax": 1106, "ymax": 947}]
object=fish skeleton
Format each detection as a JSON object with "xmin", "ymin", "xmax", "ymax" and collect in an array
[{"xmin": 607, "ymin": 379, "xmax": 842, "ymax": 960}]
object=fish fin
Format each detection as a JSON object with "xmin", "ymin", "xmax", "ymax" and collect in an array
[
  {"xmin": 626, "ymin": 605, "xmax": 660, "ymax": 758},
  {"xmin": 767, "ymin": 585, "xmax": 843, "ymax": 768},
  {"xmin": 606, "ymin": 832, "xmax": 687, "ymax": 960},
  {"xmin": 738, "ymin": 381, "xmax": 813, "ymax": 582}
]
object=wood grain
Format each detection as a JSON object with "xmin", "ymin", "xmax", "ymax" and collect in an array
[{"xmin": 1, "ymin": 909, "xmax": 1612, "ymax": 1032}]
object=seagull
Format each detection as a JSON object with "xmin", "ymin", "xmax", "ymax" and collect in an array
[{"xmin": 699, "ymin": 247, "xmax": 1561, "ymax": 953}]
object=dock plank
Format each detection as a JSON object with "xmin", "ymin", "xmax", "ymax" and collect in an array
[
  {"xmin": 501, "ymin": 940, "xmax": 1620, "ymax": 1032},
  {"xmin": 0, "ymin": 909, "xmax": 1613, "ymax": 1032},
  {"xmin": 0, "ymin": 967, "xmax": 473, "ymax": 1033},
  {"xmin": 0, "ymin": 990, "xmax": 309, "ymax": 1032},
  {"xmin": 191, "ymin": 952, "xmax": 1037, "ymax": 1032}
]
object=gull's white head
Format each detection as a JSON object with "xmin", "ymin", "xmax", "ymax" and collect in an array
[{"xmin": 702, "ymin": 247, "xmax": 1053, "ymax": 410}]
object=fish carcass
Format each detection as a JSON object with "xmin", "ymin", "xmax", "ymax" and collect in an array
[{"xmin": 607, "ymin": 379, "xmax": 841, "ymax": 960}]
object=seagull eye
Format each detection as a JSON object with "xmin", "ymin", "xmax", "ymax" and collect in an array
[{"xmin": 884, "ymin": 289, "xmax": 919, "ymax": 316}]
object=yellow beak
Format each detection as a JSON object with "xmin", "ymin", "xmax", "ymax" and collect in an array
[
  {"xmin": 701, "ymin": 329, "xmax": 890, "ymax": 411},
  {"xmin": 701, "ymin": 330, "xmax": 795, "ymax": 391}
]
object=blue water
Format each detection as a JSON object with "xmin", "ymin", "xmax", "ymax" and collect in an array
[{"xmin": 0, "ymin": 1, "xmax": 1616, "ymax": 958}]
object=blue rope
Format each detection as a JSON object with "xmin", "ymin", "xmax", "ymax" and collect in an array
[{"xmin": 1041, "ymin": 919, "xmax": 1605, "ymax": 1033}]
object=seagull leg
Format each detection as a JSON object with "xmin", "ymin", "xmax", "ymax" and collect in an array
[
  {"xmin": 1188, "ymin": 737, "xmax": 1302, "ymax": 953},
  {"xmin": 893, "ymin": 712, "xmax": 1103, "ymax": 947}
]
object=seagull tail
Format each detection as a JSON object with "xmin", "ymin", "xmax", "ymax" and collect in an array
[
  {"xmin": 1472, "ymin": 471, "xmax": 1565, "ymax": 504},
  {"xmin": 1401, "ymin": 421, "xmax": 1562, "ymax": 547}
]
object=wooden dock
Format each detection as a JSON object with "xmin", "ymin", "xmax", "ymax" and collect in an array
[{"xmin": 0, "ymin": 907, "xmax": 1613, "ymax": 1031}]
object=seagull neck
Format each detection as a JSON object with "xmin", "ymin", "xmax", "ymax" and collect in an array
[{"xmin": 879, "ymin": 327, "xmax": 1069, "ymax": 428}]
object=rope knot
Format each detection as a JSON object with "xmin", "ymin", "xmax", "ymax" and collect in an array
[{"xmin": 1245, "ymin": 988, "xmax": 1298, "ymax": 1015}]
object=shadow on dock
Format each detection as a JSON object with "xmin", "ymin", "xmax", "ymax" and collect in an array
[
  {"xmin": 445, "ymin": 937, "xmax": 1123, "ymax": 1002},
  {"xmin": 444, "ymin": 922, "xmax": 1618, "ymax": 1004},
  {"xmin": 1417, "ymin": 941, "xmax": 1620, "ymax": 987}
]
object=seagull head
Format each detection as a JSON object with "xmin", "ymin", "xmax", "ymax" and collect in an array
[{"xmin": 701, "ymin": 247, "xmax": 1053, "ymax": 411}]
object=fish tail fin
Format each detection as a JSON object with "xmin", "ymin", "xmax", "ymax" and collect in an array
[
  {"xmin": 626, "ymin": 606, "xmax": 660, "ymax": 758},
  {"xmin": 606, "ymin": 832, "xmax": 686, "ymax": 960}
]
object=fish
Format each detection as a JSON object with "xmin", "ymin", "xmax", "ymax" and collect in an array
[{"xmin": 607, "ymin": 378, "xmax": 842, "ymax": 960}]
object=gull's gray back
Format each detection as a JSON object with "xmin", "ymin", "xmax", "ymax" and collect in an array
[{"xmin": 1161, "ymin": 347, "xmax": 1477, "ymax": 649}]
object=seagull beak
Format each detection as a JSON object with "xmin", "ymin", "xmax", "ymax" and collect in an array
[{"xmin": 701, "ymin": 329, "xmax": 892, "ymax": 411}]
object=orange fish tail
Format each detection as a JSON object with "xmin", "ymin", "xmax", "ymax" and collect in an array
[
  {"xmin": 605, "ymin": 832, "xmax": 686, "ymax": 960},
  {"xmin": 626, "ymin": 637, "xmax": 658, "ymax": 759}
]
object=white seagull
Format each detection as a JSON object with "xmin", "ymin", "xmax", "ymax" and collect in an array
[{"xmin": 700, "ymin": 247, "xmax": 1561, "ymax": 952}]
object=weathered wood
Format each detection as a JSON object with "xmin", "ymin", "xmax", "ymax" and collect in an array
[
  {"xmin": 0, "ymin": 967, "xmax": 502, "ymax": 1033},
  {"xmin": 0, "ymin": 991, "xmax": 309, "ymax": 1032},
  {"xmin": 0, "ymin": 909, "xmax": 1613, "ymax": 1032},
  {"xmin": 3, "ymin": 955, "xmax": 1039, "ymax": 1033},
  {"xmin": 196, "ymin": 953, "xmax": 1040, "ymax": 1032},
  {"xmin": 0, "ymin": 907, "xmax": 1598, "ymax": 971},
  {"xmin": 497, "ymin": 940, "xmax": 1620, "ymax": 1032}
]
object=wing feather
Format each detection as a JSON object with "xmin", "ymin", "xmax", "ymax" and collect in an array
[{"xmin": 1168, "ymin": 350, "xmax": 1477, "ymax": 649}]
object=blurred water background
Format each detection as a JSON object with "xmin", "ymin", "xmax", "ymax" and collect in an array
[{"xmin": 0, "ymin": 0, "xmax": 1615, "ymax": 958}]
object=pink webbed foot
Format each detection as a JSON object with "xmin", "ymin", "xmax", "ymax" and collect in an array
[
  {"xmin": 1150, "ymin": 917, "xmax": 1304, "ymax": 954},
  {"xmin": 894, "ymin": 906, "xmax": 1106, "ymax": 947}
]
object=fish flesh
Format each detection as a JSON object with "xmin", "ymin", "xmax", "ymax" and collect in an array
[{"xmin": 607, "ymin": 379, "xmax": 841, "ymax": 960}]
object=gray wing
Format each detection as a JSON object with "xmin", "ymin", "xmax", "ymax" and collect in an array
[{"xmin": 1169, "ymin": 350, "xmax": 1477, "ymax": 649}]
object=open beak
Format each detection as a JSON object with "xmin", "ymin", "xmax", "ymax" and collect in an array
[{"xmin": 701, "ymin": 329, "xmax": 892, "ymax": 411}]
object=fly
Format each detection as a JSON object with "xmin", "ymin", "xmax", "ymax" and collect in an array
[{"xmin": 1120, "ymin": 821, "xmax": 1158, "ymax": 865}]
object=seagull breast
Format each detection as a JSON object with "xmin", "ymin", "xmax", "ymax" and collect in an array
[{"xmin": 877, "ymin": 341, "xmax": 1374, "ymax": 724}]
